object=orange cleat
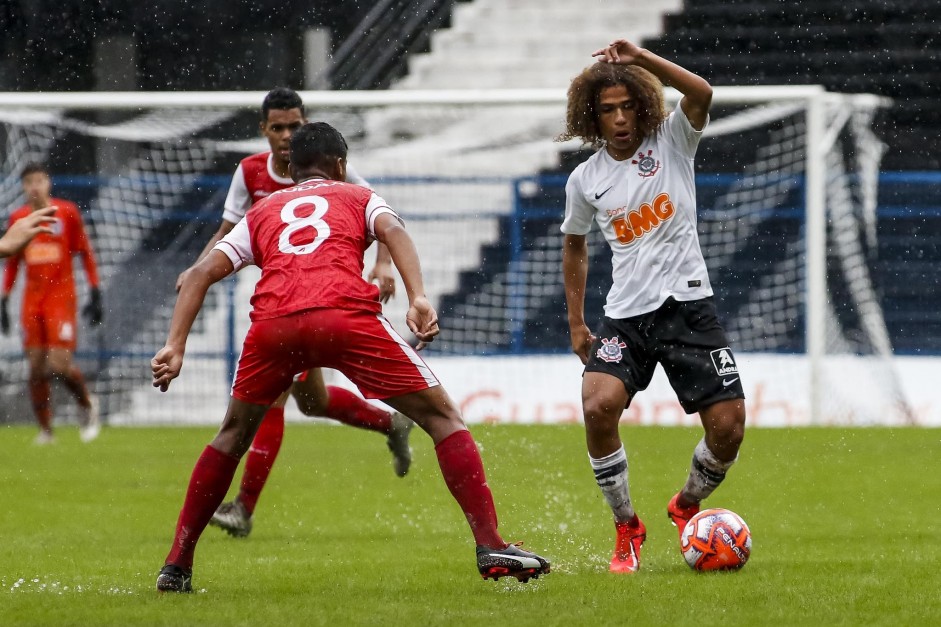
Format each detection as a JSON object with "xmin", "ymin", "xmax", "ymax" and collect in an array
[
  {"xmin": 667, "ymin": 492, "xmax": 700, "ymax": 540},
  {"xmin": 609, "ymin": 516, "xmax": 646, "ymax": 573}
]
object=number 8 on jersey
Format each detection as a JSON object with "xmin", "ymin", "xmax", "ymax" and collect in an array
[{"xmin": 278, "ymin": 195, "xmax": 331, "ymax": 256}]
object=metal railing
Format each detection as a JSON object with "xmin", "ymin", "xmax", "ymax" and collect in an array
[{"xmin": 329, "ymin": 0, "xmax": 460, "ymax": 90}]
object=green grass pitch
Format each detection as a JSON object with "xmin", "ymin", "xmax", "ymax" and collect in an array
[{"xmin": 1, "ymin": 423, "xmax": 938, "ymax": 625}]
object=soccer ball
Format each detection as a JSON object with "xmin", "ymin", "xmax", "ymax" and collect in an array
[{"xmin": 680, "ymin": 508, "xmax": 751, "ymax": 571}]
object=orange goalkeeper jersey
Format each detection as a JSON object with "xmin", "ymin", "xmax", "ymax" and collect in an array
[{"xmin": 2, "ymin": 199, "xmax": 100, "ymax": 306}]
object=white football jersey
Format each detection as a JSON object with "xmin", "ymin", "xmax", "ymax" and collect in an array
[
  {"xmin": 222, "ymin": 153, "xmax": 370, "ymax": 225},
  {"xmin": 561, "ymin": 101, "xmax": 712, "ymax": 319}
]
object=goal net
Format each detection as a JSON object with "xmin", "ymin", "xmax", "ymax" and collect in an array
[{"xmin": 0, "ymin": 87, "xmax": 913, "ymax": 426}]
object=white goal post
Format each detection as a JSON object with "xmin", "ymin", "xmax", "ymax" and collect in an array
[{"xmin": 0, "ymin": 86, "xmax": 913, "ymax": 426}]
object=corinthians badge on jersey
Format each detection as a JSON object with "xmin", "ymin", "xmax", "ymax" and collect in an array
[
  {"xmin": 597, "ymin": 336, "xmax": 628, "ymax": 363},
  {"xmin": 631, "ymin": 149, "xmax": 661, "ymax": 178}
]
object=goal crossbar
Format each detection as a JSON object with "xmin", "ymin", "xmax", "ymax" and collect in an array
[{"xmin": 0, "ymin": 85, "xmax": 875, "ymax": 110}]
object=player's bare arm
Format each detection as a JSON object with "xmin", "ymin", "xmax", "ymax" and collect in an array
[
  {"xmin": 175, "ymin": 219, "xmax": 237, "ymax": 291},
  {"xmin": 154, "ymin": 250, "xmax": 235, "ymax": 391},
  {"xmin": 593, "ymin": 38, "xmax": 712, "ymax": 129},
  {"xmin": 563, "ymin": 233, "xmax": 595, "ymax": 364},
  {"xmin": 373, "ymin": 212, "xmax": 438, "ymax": 348},
  {"xmin": 0, "ymin": 206, "xmax": 55, "ymax": 258},
  {"xmin": 368, "ymin": 242, "xmax": 397, "ymax": 303}
]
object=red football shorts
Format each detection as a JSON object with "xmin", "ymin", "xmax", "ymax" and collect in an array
[
  {"xmin": 231, "ymin": 308, "xmax": 440, "ymax": 406},
  {"xmin": 21, "ymin": 295, "xmax": 78, "ymax": 350}
]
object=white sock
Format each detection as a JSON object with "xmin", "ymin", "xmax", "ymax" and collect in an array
[
  {"xmin": 590, "ymin": 446, "xmax": 635, "ymax": 523},
  {"xmin": 682, "ymin": 438, "xmax": 736, "ymax": 504}
]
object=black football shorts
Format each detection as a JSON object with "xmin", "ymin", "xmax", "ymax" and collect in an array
[{"xmin": 585, "ymin": 296, "xmax": 745, "ymax": 414}]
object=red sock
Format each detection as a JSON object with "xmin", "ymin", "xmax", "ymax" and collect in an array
[
  {"xmin": 434, "ymin": 430, "xmax": 504, "ymax": 549},
  {"xmin": 28, "ymin": 376, "xmax": 52, "ymax": 432},
  {"xmin": 166, "ymin": 445, "xmax": 240, "ymax": 571},
  {"xmin": 237, "ymin": 406, "xmax": 285, "ymax": 515},
  {"xmin": 60, "ymin": 366, "xmax": 91, "ymax": 407},
  {"xmin": 323, "ymin": 386, "xmax": 391, "ymax": 433}
]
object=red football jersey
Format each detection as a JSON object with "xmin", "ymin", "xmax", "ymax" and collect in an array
[
  {"xmin": 2, "ymin": 199, "xmax": 100, "ymax": 305},
  {"xmin": 214, "ymin": 179, "xmax": 398, "ymax": 321}
]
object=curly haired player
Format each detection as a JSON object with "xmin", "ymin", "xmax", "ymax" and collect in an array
[{"xmin": 558, "ymin": 38, "xmax": 746, "ymax": 573}]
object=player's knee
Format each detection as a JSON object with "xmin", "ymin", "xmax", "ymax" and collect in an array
[
  {"xmin": 441, "ymin": 404, "xmax": 464, "ymax": 427},
  {"xmin": 582, "ymin": 396, "xmax": 623, "ymax": 434},
  {"xmin": 706, "ymin": 405, "xmax": 745, "ymax": 451},
  {"xmin": 44, "ymin": 357, "xmax": 71, "ymax": 377},
  {"xmin": 211, "ymin": 429, "xmax": 252, "ymax": 458},
  {"xmin": 419, "ymin": 404, "xmax": 465, "ymax": 438},
  {"xmin": 213, "ymin": 418, "xmax": 259, "ymax": 457},
  {"xmin": 27, "ymin": 360, "xmax": 48, "ymax": 378},
  {"xmin": 29, "ymin": 364, "xmax": 55, "ymax": 381},
  {"xmin": 722, "ymin": 419, "xmax": 745, "ymax": 451},
  {"xmin": 582, "ymin": 395, "xmax": 624, "ymax": 424},
  {"xmin": 46, "ymin": 366, "xmax": 67, "ymax": 379},
  {"xmin": 728, "ymin": 404, "xmax": 746, "ymax": 444}
]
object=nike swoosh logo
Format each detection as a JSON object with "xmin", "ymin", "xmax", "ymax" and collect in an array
[
  {"xmin": 723, "ymin": 378, "xmax": 739, "ymax": 387},
  {"xmin": 594, "ymin": 186, "xmax": 613, "ymax": 200}
]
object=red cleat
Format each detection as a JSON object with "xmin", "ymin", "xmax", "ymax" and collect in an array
[
  {"xmin": 609, "ymin": 516, "xmax": 646, "ymax": 573},
  {"xmin": 667, "ymin": 492, "xmax": 700, "ymax": 540}
]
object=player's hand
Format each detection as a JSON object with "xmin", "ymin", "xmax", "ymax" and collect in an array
[
  {"xmin": 175, "ymin": 267, "xmax": 191, "ymax": 293},
  {"xmin": 406, "ymin": 296, "xmax": 439, "ymax": 351},
  {"xmin": 152, "ymin": 345, "xmax": 184, "ymax": 392},
  {"xmin": 0, "ymin": 297, "xmax": 9, "ymax": 336},
  {"xmin": 0, "ymin": 206, "xmax": 55, "ymax": 257},
  {"xmin": 368, "ymin": 263, "xmax": 397, "ymax": 303},
  {"xmin": 82, "ymin": 287, "xmax": 103, "ymax": 325},
  {"xmin": 592, "ymin": 38, "xmax": 643, "ymax": 65},
  {"xmin": 570, "ymin": 324, "xmax": 597, "ymax": 365}
]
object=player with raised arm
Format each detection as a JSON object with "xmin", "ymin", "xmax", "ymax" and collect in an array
[
  {"xmin": 558, "ymin": 39, "xmax": 746, "ymax": 573},
  {"xmin": 1, "ymin": 163, "xmax": 103, "ymax": 444},
  {"xmin": 152, "ymin": 122, "xmax": 551, "ymax": 592},
  {"xmin": 176, "ymin": 88, "xmax": 412, "ymax": 538}
]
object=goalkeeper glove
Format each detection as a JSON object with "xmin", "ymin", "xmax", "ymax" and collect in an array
[
  {"xmin": 83, "ymin": 287, "xmax": 103, "ymax": 326},
  {"xmin": 0, "ymin": 296, "xmax": 8, "ymax": 335}
]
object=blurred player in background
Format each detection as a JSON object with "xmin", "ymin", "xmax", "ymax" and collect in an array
[
  {"xmin": 176, "ymin": 88, "xmax": 412, "ymax": 539},
  {"xmin": 1, "ymin": 163, "xmax": 103, "ymax": 444},
  {"xmin": 152, "ymin": 122, "xmax": 550, "ymax": 592},
  {"xmin": 0, "ymin": 206, "xmax": 56, "ymax": 258},
  {"xmin": 558, "ymin": 39, "xmax": 746, "ymax": 573}
]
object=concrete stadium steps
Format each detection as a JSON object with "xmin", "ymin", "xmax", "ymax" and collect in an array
[{"xmin": 398, "ymin": 0, "xmax": 680, "ymax": 89}]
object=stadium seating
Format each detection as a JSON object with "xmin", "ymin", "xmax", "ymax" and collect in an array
[
  {"xmin": 398, "ymin": 0, "xmax": 682, "ymax": 88},
  {"xmin": 646, "ymin": 0, "xmax": 941, "ymax": 169}
]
